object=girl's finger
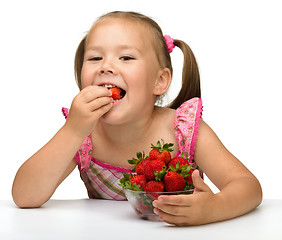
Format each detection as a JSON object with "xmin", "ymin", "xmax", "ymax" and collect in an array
[
  {"xmin": 153, "ymin": 208, "xmax": 190, "ymax": 226},
  {"xmin": 81, "ymin": 86, "xmax": 112, "ymax": 103},
  {"xmin": 156, "ymin": 194, "xmax": 193, "ymax": 206},
  {"xmin": 153, "ymin": 201, "xmax": 187, "ymax": 216},
  {"xmin": 90, "ymin": 102, "xmax": 113, "ymax": 119},
  {"xmin": 88, "ymin": 96, "xmax": 113, "ymax": 112}
]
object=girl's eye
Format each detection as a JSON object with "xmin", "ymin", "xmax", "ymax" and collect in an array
[
  {"xmin": 89, "ymin": 57, "xmax": 102, "ymax": 61},
  {"xmin": 120, "ymin": 56, "xmax": 134, "ymax": 61}
]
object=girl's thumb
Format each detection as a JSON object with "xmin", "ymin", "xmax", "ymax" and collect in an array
[{"xmin": 192, "ymin": 170, "xmax": 210, "ymax": 193}]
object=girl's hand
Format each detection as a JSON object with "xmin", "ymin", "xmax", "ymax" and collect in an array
[
  {"xmin": 63, "ymin": 86, "xmax": 113, "ymax": 138},
  {"xmin": 153, "ymin": 170, "xmax": 218, "ymax": 226}
]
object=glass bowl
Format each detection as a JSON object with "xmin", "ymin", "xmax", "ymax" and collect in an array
[{"xmin": 124, "ymin": 188, "xmax": 194, "ymax": 221}]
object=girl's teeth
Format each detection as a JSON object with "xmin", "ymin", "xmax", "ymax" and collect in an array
[{"xmin": 103, "ymin": 84, "xmax": 116, "ymax": 89}]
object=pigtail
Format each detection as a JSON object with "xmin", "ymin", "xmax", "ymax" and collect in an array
[
  {"xmin": 74, "ymin": 36, "xmax": 87, "ymax": 90},
  {"xmin": 169, "ymin": 39, "xmax": 201, "ymax": 109}
]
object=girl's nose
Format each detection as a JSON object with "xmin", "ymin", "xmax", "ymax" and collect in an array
[
  {"xmin": 99, "ymin": 68, "xmax": 114, "ymax": 74},
  {"xmin": 99, "ymin": 60, "xmax": 115, "ymax": 75}
]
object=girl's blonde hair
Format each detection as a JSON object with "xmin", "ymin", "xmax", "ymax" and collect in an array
[{"xmin": 74, "ymin": 11, "xmax": 201, "ymax": 109}]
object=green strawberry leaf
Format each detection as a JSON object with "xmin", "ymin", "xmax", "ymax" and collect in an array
[
  {"xmin": 181, "ymin": 152, "xmax": 190, "ymax": 160},
  {"xmin": 154, "ymin": 166, "xmax": 167, "ymax": 181},
  {"xmin": 184, "ymin": 183, "xmax": 194, "ymax": 191},
  {"xmin": 119, "ymin": 173, "xmax": 132, "ymax": 189},
  {"xmin": 151, "ymin": 140, "xmax": 162, "ymax": 150},
  {"xmin": 128, "ymin": 151, "xmax": 146, "ymax": 172},
  {"xmin": 136, "ymin": 152, "xmax": 143, "ymax": 159},
  {"xmin": 168, "ymin": 164, "xmax": 177, "ymax": 172},
  {"xmin": 131, "ymin": 182, "xmax": 142, "ymax": 191},
  {"xmin": 128, "ymin": 157, "xmax": 138, "ymax": 165},
  {"xmin": 119, "ymin": 173, "xmax": 144, "ymax": 191}
]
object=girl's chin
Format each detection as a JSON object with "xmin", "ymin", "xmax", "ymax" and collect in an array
[{"xmin": 100, "ymin": 108, "xmax": 125, "ymax": 125}]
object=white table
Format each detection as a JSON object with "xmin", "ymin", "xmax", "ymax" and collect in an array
[{"xmin": 0, "ymin": 199, "xmax": 281, "ymax": 240}]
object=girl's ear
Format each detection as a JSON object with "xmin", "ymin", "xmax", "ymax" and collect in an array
[{"xmin": 153, "ymin": 68, "xmax": 172, "ymax": 95}]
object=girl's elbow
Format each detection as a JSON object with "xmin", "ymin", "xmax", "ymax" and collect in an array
[
  {"xmin": 251, "ymin": 176, "xmax": 263, "ymax": 208},
  {"xmin": 256, "ymin": 180, "xmax": 263, "ymax": 207},
  {"xmin": 13, "ymin": 196, "xmax": 45, "ymax": 208},
  {"xmin": 12, "ymin": 187, "xmax": 46, "ymax": 208}
]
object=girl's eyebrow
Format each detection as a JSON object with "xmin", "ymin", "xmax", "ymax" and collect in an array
[
  {"xmin": 116, "ymin": 45, "xmax": 142, "ymax": 53},
  {"xmin": 85, "ymin": 44, "xmax": 142, "ymax": 53}
]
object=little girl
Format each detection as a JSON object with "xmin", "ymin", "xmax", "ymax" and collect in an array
[{"xmin": 12, "ymin": 11, "xmax": 262, "ymax": 226}]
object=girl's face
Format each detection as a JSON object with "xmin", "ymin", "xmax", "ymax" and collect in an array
[{"xmin": 81, "ymin": 18, "xmax": 163, "ymax": 125}]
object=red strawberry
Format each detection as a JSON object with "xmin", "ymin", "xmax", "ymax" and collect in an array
[
  {"xmin": 144, "ymin": 181, "xmax": 164, "ymax": 199},
  {"xmin": 150, "ymin": 139, "xmax": 173, "ymax": 165},
  {"xmin": 149, "ymin": 149, "xmax": 160, "ymax": 160},
  {"xmin": 168, "ymin": 157, "xmax": 189, "ymax": 168},
  {"xmin": 158, "ymin": 151, "xmax": 172, "ymax": 165},
  {"xmin": 144, "ymin": 181, "xmax": 164, "ymax": 192},
  {"xmin": 130, "ymin": 175, "xmax": 147, "ymax": 190},
  {"xmin": 109, "ymin": 87, "xmax": 122, "ymax": 100},
  {"xmin": 184, "ymin": 168, "xmax": 195, "ymax": 185},
  {"xmin": 164, "ymin": 172, "xmax": 185, "ymax": 192},
  {"xmin": 135, "ymin": 199, "xmax": 152, "ymax": 215},
  {"xmin": 136, "ymin": 158, "xmax": 151, "ymax": 175},
  {"xmin": 144, "ymin": 159, "xmax": 166, "ymax": 181}
]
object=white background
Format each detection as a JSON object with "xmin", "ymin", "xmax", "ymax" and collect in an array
[{"xmin": 0, "ymin": 0, "xmax": 281, "ymax": 201}]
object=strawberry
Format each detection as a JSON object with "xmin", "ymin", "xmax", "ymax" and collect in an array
[
  {"xmin": 136, "ymin": 158, "xmax": 151, "ymax": 175},
  {"xmin": 149, "ymin": 149, "xmax": 160, "ymax": 160},
  {"xmin": 144, "ymin": 181, "xmax": 164, "ymax": 199},
  {"xmin": 158, "ymin": 151, "xmax": 172, "ymax": 165},
  {"xmin": 144, "ymin": 159, "xmax": 166, "ymax": 181},
  {"xmin": 164, "ymin": 172, "xmax": 186, "ymax": 192},
  {"xmin": 184, "ymin": 168, "xmax": 195, "ymax": 185},
  {"xmin": 128, "ymin": 152, "xmax": 147, "ymax": 173},
  {"xmin": 109, "ymin": 87, "xmax": 122, "ymax": 100},
  {"xmin": 150, "ymin": 139, "xmax": 174, "ymax": 165},
  {"xmin": 135, "ymin": 199, "xmax": 152, "ymax": 215},
  {"xmin": 168, "ymin": 157, "xmax": 189, "ymax": 168},
  {"xmin": 130, "ymin": 175, "xmax": 147, "ymax": 190},
  {"xmin": 168, "ymin": 156, "xmax": 194, "ymax": 182},
  {"xmin": 144, "ymin": 181, "xmax": 164, "ymax": 192}
]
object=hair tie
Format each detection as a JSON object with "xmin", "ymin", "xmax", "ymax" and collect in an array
[{"xmin": 164, "ymin": 35, "xmax": 175, "ymax": 53}]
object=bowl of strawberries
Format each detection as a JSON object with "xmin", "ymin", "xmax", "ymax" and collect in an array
[{"xmin": 120, "ymin": 140, "xmax": 195, "ymax": 221}]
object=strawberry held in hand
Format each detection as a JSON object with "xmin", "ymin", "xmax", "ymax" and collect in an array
[{"xmin": 109, "ymin": 87, "xmax": 123, "ymax": 101}]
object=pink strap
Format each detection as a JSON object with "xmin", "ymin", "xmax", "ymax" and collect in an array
[
  {"xmin": 92, "ymin": 158, "xmax": 131, "ymax": 173},
  {"xmin": 174, "ymin": 98, "xmax": 203, "ymax": 163}
]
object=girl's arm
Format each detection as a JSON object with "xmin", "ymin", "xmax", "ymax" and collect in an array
[
  {"xmin": 12, "ymin": 86, "xmax": 113, "ymax": 208},
  {"xmin": 153, "ymin": 120, "xmax": 263, "ymax": 226},
  {"xmin": 12, "ymin": 127, "xmax": 82, "ymax": 208}
]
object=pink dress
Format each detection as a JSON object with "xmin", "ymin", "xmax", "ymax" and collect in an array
[{"xmin": 62, "ymin": 97, "xmax": 203, "ymax": 200}]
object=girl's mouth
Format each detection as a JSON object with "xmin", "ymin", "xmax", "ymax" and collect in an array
[{"xmin": 101, "ymin": 84, "xmax": 126, "ymax": 102}]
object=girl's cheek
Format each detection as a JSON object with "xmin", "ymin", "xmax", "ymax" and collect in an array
[{"xmin": 81, "ymin": 69, "xmax": 93, "ymax": 88}]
